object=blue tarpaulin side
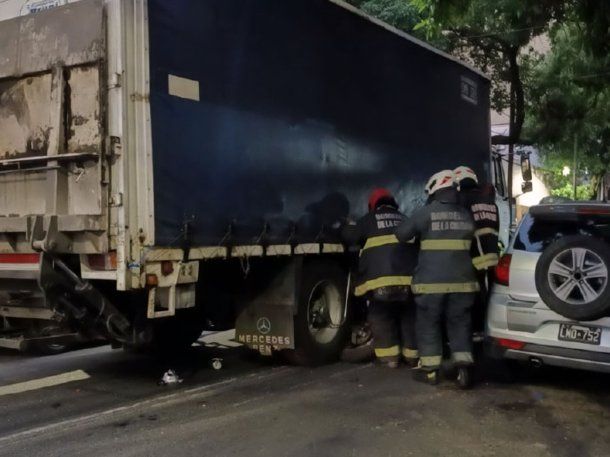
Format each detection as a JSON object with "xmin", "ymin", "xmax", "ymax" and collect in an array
[{"xmin": 147, "ymin": 0, "xmax": 490, "ymax": 247}]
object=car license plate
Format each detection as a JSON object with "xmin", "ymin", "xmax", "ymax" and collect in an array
[{"xmin": 558, "ymin": 323, "xmax": 602, "ymax": 345}]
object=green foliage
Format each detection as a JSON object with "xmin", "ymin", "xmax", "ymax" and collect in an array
[
  {"xmin": 550, "ymin": 183, "xmax": 592, "ymax": 201},
  {"xmin": 352, "ymin": 0, "xmax": 423, "ymax": 34},
  {"xmin": 538, "ymin": 153, "xmax": 594, "ymax": 200},
  {"xmin": 525, "ymin": 15, "xmax": 610, "ymax": 196}
]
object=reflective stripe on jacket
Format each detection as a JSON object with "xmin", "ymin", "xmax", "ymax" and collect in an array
[
  {"xmin": 395, "ymin": 188, "xmax": 479, "ymax": 294},
  {"xmin": 342, "ymin": 206, "xmax": 417, "ymax": 297},
  {"xmin": 459, "ymin": 188, "xmax": 500, "ymax": 270}
]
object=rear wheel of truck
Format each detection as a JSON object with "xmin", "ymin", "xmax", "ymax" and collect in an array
[{"xmin": 284, "ymin": 261, "xmax": 350, "ymax": 366}]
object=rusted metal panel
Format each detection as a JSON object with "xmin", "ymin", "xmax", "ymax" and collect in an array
[
  {"xmin": 0, "ymin": 74, "xmax": 53, "ymax": 159},
  {"xmin": 66, "ymin": 65, "xmax": 102, "ymax": 215},
  {"xmin": 0, "ymin": 0, "xmax": 104, "ymax": 78}
]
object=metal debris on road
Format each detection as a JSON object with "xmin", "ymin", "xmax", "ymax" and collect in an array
[{"xmin": 159, "ymin": 369, "xmax": 183, "ymax": 386}]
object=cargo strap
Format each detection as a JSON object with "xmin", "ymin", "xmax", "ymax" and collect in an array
[
  {"xmin": 474, "ymin": 227, "xmax": 499, "ymax": 237},
  {"xmin": 420, "ymin": 239, "xmax": 471, "ymax": 251},
  {"xmin": 412, "ymin": 282, "xmax": 480, "ymax": 294},
  {"xmin": 354, "ymin": 275, "xmax": 412, "ymax": 297},
  {"xmin": 420, "ymin": 355, "xmax": 442, "ymax": 368},
  {"xmin": 362, "ymin": 234, "xmax": 399, "ymax": 251},
  {"xmin": 402, "ymin": 348, "xmax": 419, "ymax": 359},
  {"xmin": 375, "ymin": 345, "xmax": 400, "ymax": 358},
  {"xmin": 472, "ymin": 253, "xmax": 499, "ymax": 270}
]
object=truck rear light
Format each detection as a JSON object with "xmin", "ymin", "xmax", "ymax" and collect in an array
[
  {"xmin": 146, "ymin": 274, "xmax": 159, "ymax": 287},
  {"xmin": 86, "ymin": 252, "xmax": 117, "ymax": 271},
  {"xmin": 496, "ymin": 338, "xmax": 526, "ymax": 350},
  {"xmin": 0, "ymin": 253, "xmax": 40, "ymax": 264},
  {"xmin": 494, "ymin": 253, "xmax": 512, "ymax": 286}
]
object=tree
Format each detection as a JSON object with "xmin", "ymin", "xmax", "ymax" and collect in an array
[
  {"xmin": 347, "ymin": 0, "xmax": 423, "ymax": 34},
  {"xmin": 526, "ymin": 8, "xmax": 610, "ymax": 199}
]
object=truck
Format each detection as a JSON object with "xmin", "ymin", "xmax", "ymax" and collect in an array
[{"xmin": 0, "ymin": 0, "xmax": 498, "ymax": 363}]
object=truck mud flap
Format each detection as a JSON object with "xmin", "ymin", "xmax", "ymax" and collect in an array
[{"xmin": 235, "ymin": 304, "xmax": 295, "ymax": 355}]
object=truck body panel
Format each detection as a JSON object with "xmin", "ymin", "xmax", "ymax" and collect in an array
[{"xmin": 147, "ymin": 0, "xmax": 491, "ymax": 247}]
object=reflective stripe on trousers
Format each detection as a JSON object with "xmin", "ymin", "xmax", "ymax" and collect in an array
[
  {"xmin": 402, "ymin": 348, "xmax": 419, "ymax": 359},
  {"xmin": 374, "ymin": 345, "xmax": 400, "ymax": 358},
  {"xmin": 354, "ymin": 275, "xmax": 412, "ymax": 297},
  {"xmin": 412, "ymin": 282, "xmax": 479, "ymax": 294},
  {"xmin": 420, "ymin": 239, "xmax": 471, "ymax": 250}
]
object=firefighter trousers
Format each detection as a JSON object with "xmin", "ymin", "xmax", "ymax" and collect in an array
[
  {"xmin": 368, "ymin": 299, "xmax": 417, "ymax": 363},
  {"xmin": 414, "ymin": 292, "xmax": 476, "ymax": 371}
]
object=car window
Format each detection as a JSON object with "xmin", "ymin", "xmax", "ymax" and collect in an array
[{"xmin": 513, "ymin": 214, "xmax": 577, "ymax": 253}]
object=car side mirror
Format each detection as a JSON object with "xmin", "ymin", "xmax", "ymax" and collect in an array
[{"xmin": 521, "ymin": 153, "xmax": 533, "ymax": 182}]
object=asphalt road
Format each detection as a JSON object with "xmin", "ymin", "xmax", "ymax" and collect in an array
[{"xmin": 1, "ymin": 335, "xmax": 610, "ymax": 457}]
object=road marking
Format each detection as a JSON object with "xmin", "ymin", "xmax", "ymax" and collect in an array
[
  {"xmin": 0, "ymin": 370, "xmax": 90, "ymax": 397},
  {"xmin": 0, "ymin": 367, "xmax": 289, "ymax": 447}
]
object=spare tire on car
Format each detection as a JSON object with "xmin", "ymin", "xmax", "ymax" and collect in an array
[{"xmin": 535, "ymin": 235, "xmax": 610, "ymax": 321}]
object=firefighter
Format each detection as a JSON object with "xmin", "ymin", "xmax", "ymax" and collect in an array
[
  {"xmin": 342, "ymin": 188, "xmax": 418, "ymax": 368},
  {"xmin": 395, "ymin": 170, "xmax": 478, "ymax": 388},
  {"xmin": 454, "ymin": 166, "xmax": 500, "ymax": 335}
]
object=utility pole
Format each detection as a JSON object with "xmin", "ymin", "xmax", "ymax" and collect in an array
[{"xmin": 507, "ymin": 87, "xmax": 515, "ymax": 226}]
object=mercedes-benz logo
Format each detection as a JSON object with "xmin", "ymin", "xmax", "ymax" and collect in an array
[{"xmin": 256, "ymin": 317, "xmax": 271, "ymax": 335}]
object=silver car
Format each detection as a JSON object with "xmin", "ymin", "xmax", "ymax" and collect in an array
[{"xmin": 486, "ymin": 202, "xmax": 610, "ymax": 373}]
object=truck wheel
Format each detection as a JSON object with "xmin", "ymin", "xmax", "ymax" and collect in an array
[
  {"xmin": 284, "ymin": 261, "xmax": 350, "ymax": 366},
  {"xmin": 535, "ymin": 235, "xmax": 610, "ymax": 320}
]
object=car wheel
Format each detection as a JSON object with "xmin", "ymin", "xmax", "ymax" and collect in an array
[
  {"xmin": 535, "ymin": 235, "xmax": 610, "ymax": 320},
  {"xmin": 283, "ymin": 261, "xmax": 350, "ymax": 366}
]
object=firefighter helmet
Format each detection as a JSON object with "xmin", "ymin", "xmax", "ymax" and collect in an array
[
  {"xmin": 453, "ymin": 166, "xmax": 478, "ymax": 185},
  {"xmin": 425, "ymin": 170, "xmax": 454, "ymax": 195},
  {"xmin": 368, "ymin": 188, "xmax": 397, "ymax": 212}
]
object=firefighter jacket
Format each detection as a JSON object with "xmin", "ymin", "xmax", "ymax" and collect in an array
[
  {"xmin": 459, "ymin": 187, "xmax": 500, "ymax": 271},
  {"xmin": 342, "ymin": 205, "xmax": 418, "ymax": 299},
  {"xmin": 395, "ymin": 189, "xmax": 479, "ymax": 294}
]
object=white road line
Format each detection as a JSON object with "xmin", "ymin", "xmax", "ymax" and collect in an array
[
  {"xmin": 0, "ymin": 367, "xmax": 291, "ymax": 447},
  {"xmin": 0, "ymin": 370, "xmax": 90, "ymax": 397}
]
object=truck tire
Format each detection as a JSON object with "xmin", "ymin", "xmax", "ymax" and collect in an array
[
  {"xmin": 284, "ymin": 260, "xmax": 350, "ymax": 366},
  {"xmin": 535, "ymin": 235, "xmax": 610, "ymax": 321}
]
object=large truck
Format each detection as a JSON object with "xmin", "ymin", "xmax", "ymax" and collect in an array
[{"xmin": 0, "ymin": 0, "xmax": 498, "ymax": 362}]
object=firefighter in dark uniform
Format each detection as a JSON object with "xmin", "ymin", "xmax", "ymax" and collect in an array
[
  {"xmin": 395, "ymin": 170, "xmax": 479, "ymax": 388},
  {"xmin": 342, "ymin": 188, "xmax": 418, "ymax": 368},
  {"xmin": 454, "ymin": 166, "xmax": 500, "ymax": 333}
]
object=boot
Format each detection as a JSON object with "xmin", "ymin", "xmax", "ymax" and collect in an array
[
  {"xmin": 412, "ymin": 369, "xmax": 439, "ymax": 385},
  {"xmin": 456, "ymin": 366, "xmax": 473, "ymax": 390}
]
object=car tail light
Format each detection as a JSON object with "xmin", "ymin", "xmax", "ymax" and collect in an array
[
  {"xmin": 496, "ymin": 338, "xmax": 526, "ymax": 350},
  {"xmin": 0, "ymin": 253, "xmax": 40, "ymax": 264},
  {"xmin": 86, "ymin": 252, "xmax": 117, "ymax": 271},
  {"xmin": 494, "ymin": 253, "xmax": 512, "ymax": 286}
]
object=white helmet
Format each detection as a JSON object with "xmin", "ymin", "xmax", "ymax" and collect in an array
[
  {"xmin": 425, "ymin": 170, "xmax": 455, "ymax": 195},
  {"xmin": 453, "ymin": 166, "xmax": 478, "ymax": 185}
]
